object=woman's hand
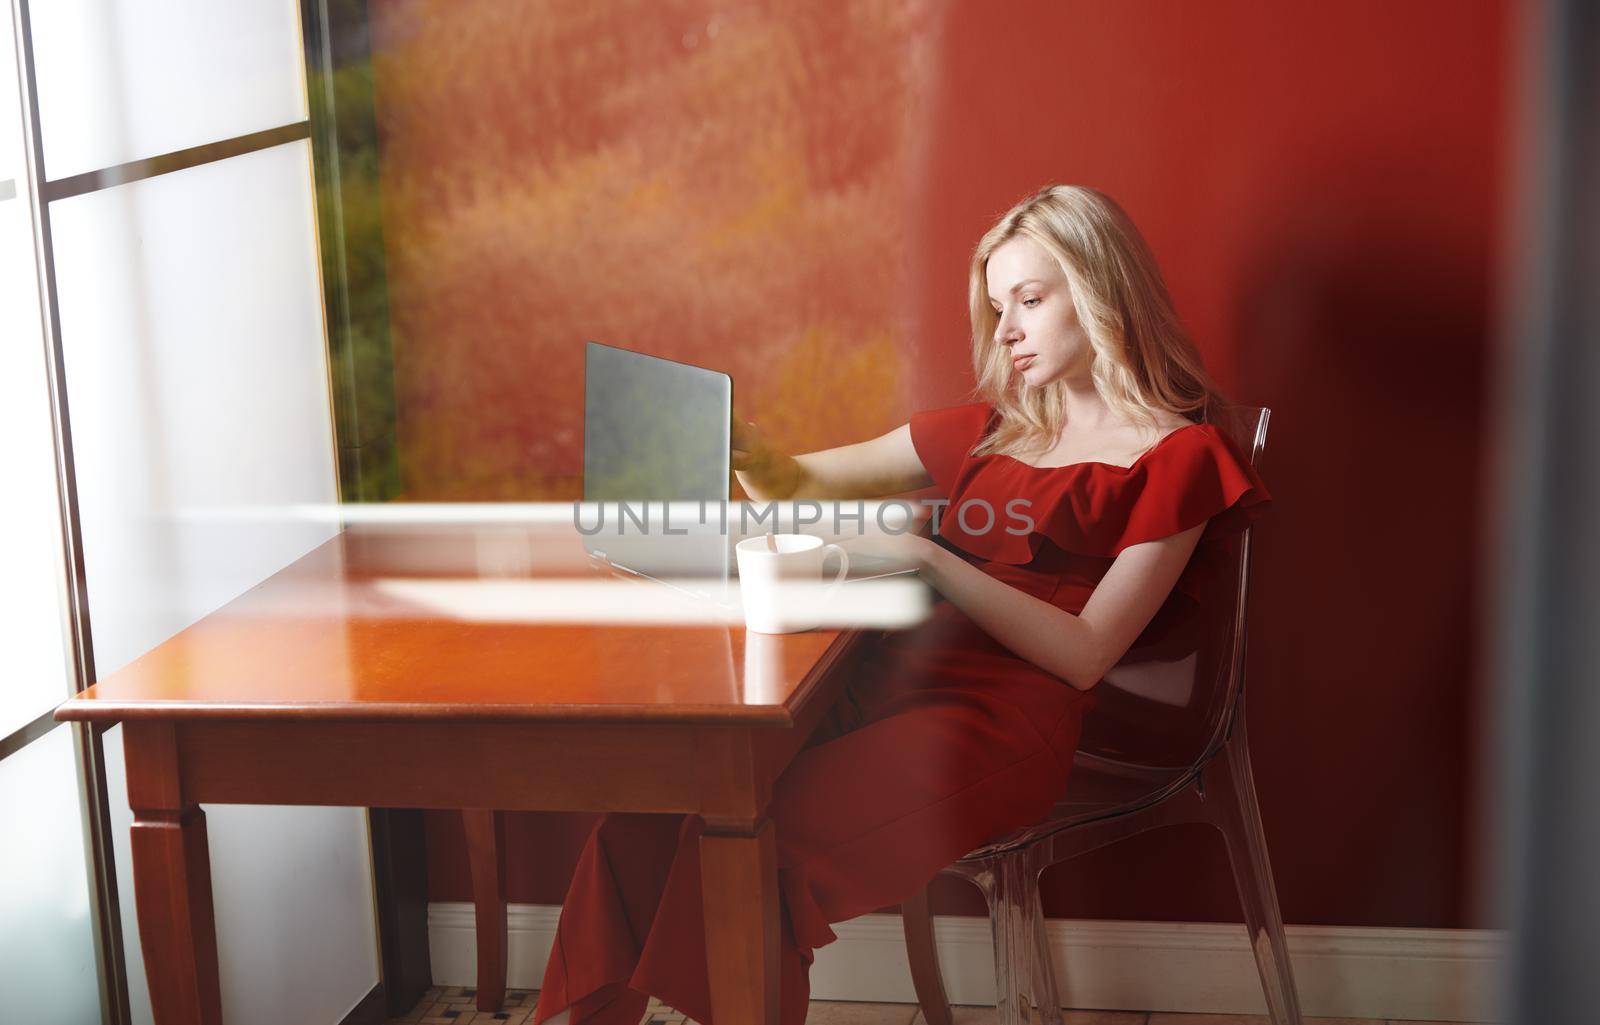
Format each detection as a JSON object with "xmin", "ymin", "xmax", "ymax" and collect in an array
[
  {"xmin": 732, "ymin": 407, "xmax": 802, "ymax": 501},
  {"xmin": 731, "ymin": 409, "xmax": 774, "ymax": 473}
]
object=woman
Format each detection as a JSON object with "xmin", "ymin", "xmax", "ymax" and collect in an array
[{"xmin": 533, "ymin": 184, "xmax": 1272, "ymax": 1025}]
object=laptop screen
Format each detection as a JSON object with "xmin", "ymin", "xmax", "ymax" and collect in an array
[{"xmin": 582, "ymin": 340, "xmax": 731, "ymax": 502}]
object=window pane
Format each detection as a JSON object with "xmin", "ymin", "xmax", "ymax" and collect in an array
[
  {"xmin": 0, "ymin": 0, "xmax": 75, "ymax": 739},
  {"xmin": 29, "ymin": 0, "xmax": 308, "ymax": 180},
  {"xmin": 0, "ymin": 724, "xmax": 103, "ymax": 1025},
  {"xmin": 48, "ymin": 140, "xmax": 339, "ymax": 674}
]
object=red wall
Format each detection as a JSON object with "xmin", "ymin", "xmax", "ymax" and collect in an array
[{"xmin": 373, "ymin": 0, "xmax": 1511, "ymax": 928}]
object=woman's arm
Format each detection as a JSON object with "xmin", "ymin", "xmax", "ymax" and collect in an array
[
  {"xmin": 912, "ymin": 521, "xmax": 1209, "ymax": 691},
  {"xmin": 733, "ymin": 413, "xmax": 932, "ymax": 501}
]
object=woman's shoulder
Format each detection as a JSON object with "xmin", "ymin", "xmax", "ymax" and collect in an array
[
  {"xmin": 908, "ymin": 400, "xmax": 995, "ymax": 440},
  {"xmin": 907, "ymin": 401, "xmax": 996, "ymax": 494}
]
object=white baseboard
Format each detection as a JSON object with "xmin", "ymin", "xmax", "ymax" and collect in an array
[{"xmin": 428, "ymin": 901, "xmax": 1504, "ymax": 1022}]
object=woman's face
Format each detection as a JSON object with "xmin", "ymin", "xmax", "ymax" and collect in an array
[{"xmin": 985, "ymin": 236, "xmax": 1092, "ymax": 388}]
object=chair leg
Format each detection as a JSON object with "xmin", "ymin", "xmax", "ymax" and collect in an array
[
  {"xmin": 976, "ymin": 845, "xmax": 1061, "ymax": 1025},
  {"xmin": 1205, "ymin": 727, "xmax": 1304, "ymax": 1025},
  {"xmin": 1025, "ymin": 850, "xmax": 1061, "ymax": 1024},
  {"xmin": 900, "ymin": 885, "xmax": 953, "ymax": 1025}
]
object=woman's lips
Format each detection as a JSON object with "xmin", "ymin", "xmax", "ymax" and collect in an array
[{"xmin": 1012, "ymin": 354, "xmax": 1035, "ymax": 369}]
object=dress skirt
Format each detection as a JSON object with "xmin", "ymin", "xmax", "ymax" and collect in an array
[{"xmin": 531, "ymin": 600, "xmax": 1097, "ymax": 1025}]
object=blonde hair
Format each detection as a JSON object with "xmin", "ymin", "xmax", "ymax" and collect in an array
[{"xmin": 964, "ymin": 184, "xmax": 1231, "ymax": 459}]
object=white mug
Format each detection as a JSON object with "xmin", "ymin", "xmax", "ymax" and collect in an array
[{"xmin": 734, "ymin": 534, "xmax": 850, "ymax": 633}]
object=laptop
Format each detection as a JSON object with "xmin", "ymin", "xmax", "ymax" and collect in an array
[{"xmin": 580, "ymin": 340, "xmax": 917, "ymax": 608}]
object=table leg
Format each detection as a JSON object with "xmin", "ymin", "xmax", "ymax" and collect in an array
[
  {"xmin": 126, "ymin": 723, "xmax": 222, "ymax": 1025},
  {"xmin": 462, "ymin": 809, "xmax": 507, "ymax": 1012},
  {"xmin": 700, "ymin": 818, "xmax": 780, "ymax": 1025}
]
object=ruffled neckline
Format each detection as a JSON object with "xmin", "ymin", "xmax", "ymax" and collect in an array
[{"xmin": 931, "ymin": 413, "xmax": 1267, "ymax": 565}]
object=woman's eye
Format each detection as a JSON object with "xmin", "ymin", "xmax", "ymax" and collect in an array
[{"xmin": 1022, "ymin": 297, "xmax": 1041, "ymax": 307}]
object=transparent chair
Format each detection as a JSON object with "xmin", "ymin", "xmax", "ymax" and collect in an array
[{"xmin": 898, "ymin": 406, "xmax": 1303, "ymax": 1025}]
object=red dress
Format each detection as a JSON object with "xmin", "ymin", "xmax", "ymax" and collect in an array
[{"xmin": 532, "ymin": 401, "xmax": 1273, "ymax": 1025}]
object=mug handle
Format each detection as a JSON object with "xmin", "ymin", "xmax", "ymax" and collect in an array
[{"xmin": 820, "ymin": 543, "xmax": 850, "ymax": 604}]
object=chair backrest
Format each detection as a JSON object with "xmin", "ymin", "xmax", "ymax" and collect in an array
[{"xmin": 1074, "ymin": 405, "xmax": 1270, "ymax": 771}]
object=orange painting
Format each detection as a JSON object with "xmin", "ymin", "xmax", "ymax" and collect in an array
[{"xmin": 372, "ymin": 0, "xmax": 944, "ymax": 500}]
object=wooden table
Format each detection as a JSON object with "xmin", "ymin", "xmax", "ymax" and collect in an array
[{"xmin": 54, "ymin": 522, "xmax": 897, "ymax": 1025}]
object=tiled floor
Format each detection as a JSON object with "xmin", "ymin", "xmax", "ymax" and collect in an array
[{"xmin": 382, "ymin": 987, "xmax": 1486, "ymax": 1025}]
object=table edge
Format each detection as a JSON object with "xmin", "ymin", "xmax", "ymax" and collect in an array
[{"xmin": 52, "ymin": 628, "xmax": 879, "ymax": 729}]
